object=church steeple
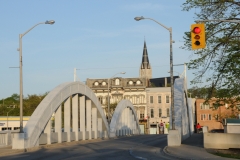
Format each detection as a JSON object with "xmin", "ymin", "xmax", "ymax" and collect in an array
[
  {"xmin": 139, "ymin": 40, "xmax": 152, "ymax": 79},
  {"xmin": 141, "ymin": 40, "xmax": 151, "ymax": 69}
]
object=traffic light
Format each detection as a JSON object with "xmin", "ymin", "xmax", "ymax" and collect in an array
[{"xmin": 191, "ymin": 23, "xmax": 206, "ymax": 50}]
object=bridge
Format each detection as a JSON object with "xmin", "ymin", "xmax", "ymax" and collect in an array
[{"xmin": 0, "ymin": 77, "xmax": 193, "ymax": 150}]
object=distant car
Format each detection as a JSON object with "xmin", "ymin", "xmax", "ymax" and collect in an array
[{"xmin": 210, "ymin": 129, "xmax": 224, "ymax": 133}]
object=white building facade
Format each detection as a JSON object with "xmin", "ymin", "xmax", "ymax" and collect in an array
[
  {"xmin": 85, "ymin": 40, "xmax": 179, "ymax": 134},
  {"xmin": 146, "ymin": 87, "xmax": 171, "ymax": 134}
]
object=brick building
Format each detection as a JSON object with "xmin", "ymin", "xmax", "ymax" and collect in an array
[{"xmin": 195, "ymin": 98, "xmax": 240, "ymax": 131}]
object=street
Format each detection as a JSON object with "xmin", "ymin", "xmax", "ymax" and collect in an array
[{"xmin": 0, "ymin": 134, "xmax": 176, "ymax": 160}]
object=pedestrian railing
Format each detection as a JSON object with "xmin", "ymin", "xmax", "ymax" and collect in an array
[{"xmin": 0, "ymin": 131, "xmax": 19, "ymax": 146}]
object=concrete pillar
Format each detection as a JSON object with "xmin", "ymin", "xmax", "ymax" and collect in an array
[
  {"xmin": 64, "ymin": 97, "xmax": 71, "ymax": 142},
  {"xmin": 126, "ymin": 108, "xmax": 129, "ymax": 135},
  {"xmin": 122, "ymin": 108, "xmax": 126, "ymax": 136},
  {"xmin": 80, "ymin": 96, "xmax": 86, "ymax": 140},
  {"xmin": 92, "ymin": 107, "xmax": 97, "ymax": 139},
  {"xmin": 144, "ymin": 106, "xmax": 147, "ymax": 120},
  {"xmin": 44, "ymin": 118, "xmax": 52, "ymax": 144},
  {"xmin": 125, "ymin": 108, "xmax": 128, "ymax": 135},
  {"xmin": 167, "ymin": 129, "xmax": 181, "ymax": 146},
  {"xmin": 86, "ymin": 99, "xmax": 92, "ymax": 139},
  {"xmin": 120, "ymin": 108, "xmax": 123, "ymax": 136},
  {"xmin": 133, "ymin": 117, "xmax": 136, "ymax": 134},
  {"xmin": 72, "ymin": 94, "xmax": 79, "ymax": 141},
  {"xmin": 129, "ymin": 110, "xmax": 133, "ymax": 135},
  {"xmin": 55, "ymin": 105, "xmax": 62, "ymax": 143},
  {"xmin": 98, "ymin": 118, "xmax": 102, "ymax": 138}
]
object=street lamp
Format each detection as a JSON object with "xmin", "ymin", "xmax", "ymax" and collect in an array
[
  {"xmin": 107, "ymin": 72, "xmax": 126, "ymax": 125},
  {"xmin": 134, "ymin": 16, "xmax": 175, "ymax": 129},
  {"xmin": 18, "ymin": 20, "xmax": 55, "ymax": 133},
  {"xmin": 74, "ymin": 68, "xmax": 81, "ymax": 82},
  {"xmin": 7, "ymin": 108, "xmax": 14, "ymax": 131}
]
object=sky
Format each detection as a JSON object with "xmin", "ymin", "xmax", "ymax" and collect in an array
[{"xmin": 0, "ymin": 0, "xmax": 199, "ymax": 99}]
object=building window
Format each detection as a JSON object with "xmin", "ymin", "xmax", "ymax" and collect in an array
[
  {"xmin": 158, "ymin": 96, "xmax": 161, "ymax": 103},
  {"xmin": 128, "ymin": 81, "xmax": 133, "ymax": 85},
  {"xmin": 98, "ymin": 97, "xmax": 103, "ymax": 104},
  {"xmin": 140, "ymin": 108, "xmax": 145, "ymax": 119},
  {"xmin": 208, "ymin": 114, "xmax": 212, "ymax": 120},
  {"xmin": 94, "ymin": 81, "xmax": 99, "ymax": 86},
  {"xmin": 159, "ymin": 108, "xmax": 162, "ymax": 117},
  {"xmin": 201, "ymin": 114, "xmax": 206, "ymax": 120},
  {"xmin": 115, "ymin": 79, "xmax": 120, "ymax": 85},
  {"xmin": 1, "ymin": 127, "xmax": 11, "ymax": 131},
  {"xmin": 166, "ymin": 95, "xmax": 170, "ymax": 103},
  {"xmin": 150, "ymin": 96, "xmax": 153, "ymax": 103},
  {"xmin": 167, "ymin": 108, "xmax": 170, "ymax": 117},
  {"xmin": 200, "ymin": 103, "xmax": 210, "ymax": 110},
  {"xmin": 136, "ymin": 80, "xmax": 141, "ymax": 85},
  {"xmin": 140, "ymin": 95, "xmax": 145, "ymax": 104},
  {"xmin": 150, "ymin": 109, "xmax": 154, "ymax": 118}
]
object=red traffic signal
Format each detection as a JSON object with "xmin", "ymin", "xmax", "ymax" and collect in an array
[
  {"xmin": 191, "ymin": 24, "xmax": 206, "ymax": 50},
  {"xmin": 193, "ymin": 27, "xmax": 201, "ymax": 34}
]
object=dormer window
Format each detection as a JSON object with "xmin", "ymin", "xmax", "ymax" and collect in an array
[
  {"xmin": 136, "ymin": 80, "xmax": 141, "ymax": 85},
  {"xmin": 129, "ymin": 81, "xmax": 133, "ymax": 85},
  {"xmin": 115, "ymin": 79, "xmax": 120, "ymax": 85}
]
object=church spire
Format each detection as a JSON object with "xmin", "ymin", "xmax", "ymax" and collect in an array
[
  {"xmin": 141, "ymin": 40, "xmax": 151, "ymax": 69},
  {"xmin": 139, "ymin": 40, "xmax": 152, "ymax": 79}
]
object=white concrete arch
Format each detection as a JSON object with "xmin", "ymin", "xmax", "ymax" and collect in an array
[
  {"xmin": 14, "ymin": 81, "xmax": 109, "ymax": 149},
  {"xmin": 109, "ymin": 100, "xmax": 140, "ymax": 137}
]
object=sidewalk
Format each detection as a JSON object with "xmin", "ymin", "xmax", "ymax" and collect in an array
[{"xmin": 164, "ymin": 133, "xmax": 233, "ymax": 160}]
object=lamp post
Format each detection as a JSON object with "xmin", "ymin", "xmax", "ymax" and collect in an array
[
  {"xmin": 134, "ymin": 16, "xmax": 175, "ymax": 129},
  {"xmin": 107, "ymin": 72, "xmax": 125, "ymax": 125},
  {"xmin": 18, "ymin": 20, "xmax": 55, "ymax": 133},
  {"xmin": 74, "ymin": 68, "xmax": 81, "ymax": 82},
  {"xmin": 7, "ymin": 108, "xmax": 14, "ymax": 131}
]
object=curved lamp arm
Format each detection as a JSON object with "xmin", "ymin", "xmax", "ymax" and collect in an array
[
  {"xmin": 134, "ymin": 16, "xmax": 171, "ymax": 32},
  {"xmin": 21, "ymin": 20, "xmax": 55, "ymax": 38}
]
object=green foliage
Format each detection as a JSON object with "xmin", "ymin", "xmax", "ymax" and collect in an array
[
  {"xmin": 0, "ymin": 93, "xmax": 48, "ymax": 116},
  {"xmin": 166, "ymin": 83, "xmax": 171, "ymax": 87},
  {"xmin": 149, "ymin": 83, "xmax": 156, "ymax": 87},
  {"xmin": 104, "ymin": 102, "xmax": 118, "ymax": 119},
  {"xmin": 23, "ymin": 93, "xmax": 47, "ymax": 116},
  {"xmin": 182, "ymin": 0, "xmax": 240, "ymax": 105},
  {"xmin": 188, "ymin": 86, "xmax": 217, "ymax": 98}
]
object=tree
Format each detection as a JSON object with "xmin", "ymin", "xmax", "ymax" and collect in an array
[
  {"xmin": 188, "ymin": 87, "xmax": 216, "ymax": 98},
  {"xmin": 23, "ymin": 93, "xmax": 47, "ymax": 116},
  {"xmin": 0, "ymin": 93, "xmax": 48, "ymax": 116},
  {"xmin": 104, "ymin": 102, "xmax": 118, "ymax": 120},
  {"xmin": 182, "ymin": 0, "xmax": 240, "ymax": 106}
]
